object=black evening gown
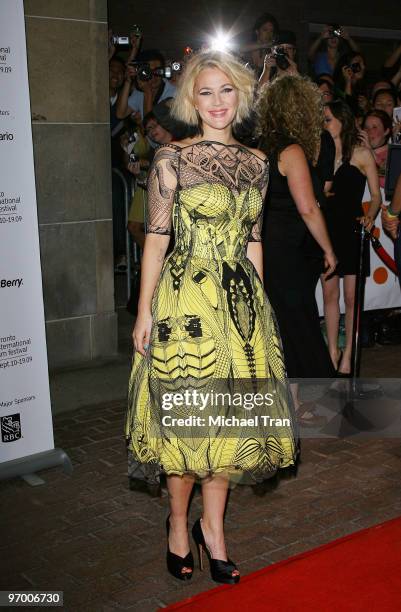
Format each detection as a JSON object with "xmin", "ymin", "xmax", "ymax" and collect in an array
[
  {"xmin": 324, "ymin": 161, "xmax": 368, "ymax": 277},
  {"xmin": 262, "ymin": 142, "xmax": 335, "ymax": 379}
]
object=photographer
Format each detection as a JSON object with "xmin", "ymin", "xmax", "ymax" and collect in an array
[
  {"xmin": 259, "ymin": 31, "xmax": 298, "ymax": 86},
  {"xmin": 126, "ymin": 99, "xmax": 182, "ymax": 251},
  {"xmin": 108, "ymin": 27, "xmax": 141, "ymax": 63},
  {"xmin": 109, "ymin": 56, "xmax": 126, "ymax": 141},
  {"xmin": 116, "ymin": 49, "xmax": 176, "ymax": 120},
  {"xmin": 316, "ymin": 77, "xmax": 334, "ymax": 103},
  {"xmin": 241, "ymin": 12, "xmax": 280, "ymax": 77},
  {"xmin": 333, "ymin": 51, "xmax": 368, "ymax": 115},
  {"xmin": 308, "ymin": 24, "xmax": 359, "ymax": 77},
  {"xmin": 109, "ymin": 56, "xmax": 131, "ymax": 272}
]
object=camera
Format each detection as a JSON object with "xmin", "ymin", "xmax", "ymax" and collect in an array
[
  {"xmin": 331, "ymin": 24, "xmax": 342, "ymax": 37},
  {"xmin": 171, "ymin": 61, "xmax": 182, "ymax": 72},
  {"xmin": 128, "ymin": 131, "xmax": 138, "ymax": 145},
  {"xmin": 164, "ymin": 62, "xmax": 182, "ymax": 78},
  {"xmin": 129, "ymin": 61, "xmax": 182, "ymax": 81},
  {"xmin": 272, "ymin": 46, "xmax": 290, "ymax": 70},
  {"xmin": 111, "ymin": 35, "xmax": 129, "ymax": 46},
  {"xmin": 129, "ymin": 153, "xmax": 139, "ymax": 163},
  {"xmin": 128, "ymin": 62, "xmax": 154, "ymax": 81},
  {"xmin": 348, "ymin": 62, "xmax": 362, "ymax": 74}
]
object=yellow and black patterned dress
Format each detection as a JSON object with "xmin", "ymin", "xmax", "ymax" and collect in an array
[{"xmin": 126, "ymin": 141, "xmax": 298, "ymax": 487}]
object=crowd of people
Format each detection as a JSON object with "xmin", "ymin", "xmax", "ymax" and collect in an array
[
  {"xmin": 109, "ymin": 13, "xmax": 401, "ymax": 367},
  {"xmin": 108, "ymin": 13, "xmax": 401, "ymax": 585}
]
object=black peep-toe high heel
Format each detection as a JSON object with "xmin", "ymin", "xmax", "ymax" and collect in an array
[
  {"xmin": 192, "ymin": 518, "xmax": 240, "ymax": 584},
  {"xmin": 166, "ymin": 515, "xmax": 193, "ymax": 581}
]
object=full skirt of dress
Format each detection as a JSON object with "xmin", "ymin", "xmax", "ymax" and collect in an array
[{"xmin": 126, "ymin": 253, "xmax": 298, "ymax": 487}]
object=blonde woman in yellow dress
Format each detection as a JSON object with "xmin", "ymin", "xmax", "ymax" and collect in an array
[{"xmin": 126, "ymin": 50, "xmax": 298, "ymax": 583}]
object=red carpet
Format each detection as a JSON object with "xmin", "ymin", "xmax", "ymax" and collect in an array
[{"xmin": 161, "ymin": 516, "xmax": 401, "ymax": 611}]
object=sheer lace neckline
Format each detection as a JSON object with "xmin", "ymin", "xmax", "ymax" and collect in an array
[
  {"xmin": 147, "ymin": 138, "xmax": 269, "ymax": 237},
  {"xmin": 162, "ymin": 141, "xmax": 268, "ymax": 164}
]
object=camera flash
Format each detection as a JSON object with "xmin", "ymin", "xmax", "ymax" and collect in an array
[{"xmin": 210, "ymin": 31, "xmax": 231, "ymax": 52}]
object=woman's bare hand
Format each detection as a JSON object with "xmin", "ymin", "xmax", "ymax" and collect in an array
[
  {"xmin": 133, "ymin": 311, "xmax": 152, "ymax": 356},
  {"xmin": 125, "ymin": 64, "xmax": 137, "ymax": 81},
  {"xmin": 357, "ymin": 215, "xmax": 374, "ymax": 231},
  {"xmin": 358, "ymin": 129, "xmax": 370, "ymax": 148},
  {"xmin": 321, "ymin": 25, "xmax": 332, "ymax": 39},
  {"xmin": 381, "ymin": 206, "xmax": 400, "ymax": 239},
  {"xmin": 323, "ymin": 250, "xmax": 338, "ymax": 279},
  {"xmin": 342, "ymin": 65, "xmax": 353, "ymax": 83},
  {"xmin": 340, "ymin": 27, "xmax": 351, "ymax": 41},
  {"xmin": 128, "ymin": 161, "xmax": 141, "ymax": 175}
]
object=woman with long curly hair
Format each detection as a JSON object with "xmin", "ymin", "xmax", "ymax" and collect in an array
[
  {"xmin": 322, "ymin": 100, "xmax": 381, "ymax": 375},
  {"xmin": 257, "ymin": 75, "xmax": 337, "ymax": 424}
]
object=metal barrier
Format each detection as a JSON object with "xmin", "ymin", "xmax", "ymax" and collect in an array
[
  {"xmin": 112, "ymin": 167, "xmax": 132, "ymax": 300},
  {"xmin": 130, "ymin": 178, "xmax": 146, "ymax": 304}
]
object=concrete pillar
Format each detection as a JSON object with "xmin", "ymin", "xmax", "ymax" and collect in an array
[{"xmin": 24, "ymin": 0, "xmax": 117, "ymax": 367}]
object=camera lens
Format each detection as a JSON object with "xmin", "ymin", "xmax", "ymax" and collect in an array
[
  {"xmin": 137, "ymin": 63, "xmax": 152, "ymax": 81},
  {"xmin": 273, "ymin": 47, "xmax": 289, "ymax": 70}
]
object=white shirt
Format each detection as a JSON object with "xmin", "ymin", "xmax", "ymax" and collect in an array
[{"xmin": 127, "ymin": 80, "xmax": 176, "ymax": 118}]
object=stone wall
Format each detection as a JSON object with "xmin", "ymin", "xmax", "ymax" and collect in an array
[{"xmin": 24, "ymin": 0, "xmax": 117, "ymax": 367}]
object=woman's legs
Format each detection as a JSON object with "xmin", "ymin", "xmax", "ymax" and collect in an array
[
  {"xmin": 321, "ymin": 274, "xmax": 341, "ymax": 368},
  {"xmin": 167, "ymin": 474, "xmax": 195, "ymax": 573},
  {"xmin": 201, "ymin": 475, "xmax": 239, "ymax": 576},
  {"xmin": 166, "ymin": 473, "xmax": 238, "ymax": 577},
  {"xmin": 340, "ymin": 274, "xmax": 356, "ymax": 374}
]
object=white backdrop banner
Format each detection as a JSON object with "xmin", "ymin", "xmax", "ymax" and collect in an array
[
  {"xmin": 0, "ymin": 0, "xmax": 55, "ymax": 463},
  {"xmin": 316, "ymin": 184, "xmax": 401, "ymax": 314}
]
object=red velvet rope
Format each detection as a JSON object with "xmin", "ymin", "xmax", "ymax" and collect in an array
[{"xmin": 367, "ymin": 229, "xmax": 398, "ymax": 275}]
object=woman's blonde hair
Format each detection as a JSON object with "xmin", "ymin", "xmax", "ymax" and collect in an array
[
  {"xmin": 256, "ymin": 75, "xmax": 324, "ymax": 162},
  {"xmin": 170, "ymin": 50, "xmax": 255, "ymax": 130}
]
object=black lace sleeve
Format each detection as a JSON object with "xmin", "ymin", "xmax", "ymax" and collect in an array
[
  {"xmin": 249, "ymin": 161, "xmax": 269, "ymax": 242},
  {"xmin": 146, "ymin": 145, "xmax": 179, "ymax": 235}
]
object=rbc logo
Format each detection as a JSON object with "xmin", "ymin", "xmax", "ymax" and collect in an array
[{"xmin": 1, "ymin": 413, "xmax": 22, "ymax": 442}]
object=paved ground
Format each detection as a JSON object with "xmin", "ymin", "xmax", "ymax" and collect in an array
[{"xmin": 1, "ymin": 317, "xmax": 401, "ymax": 611}]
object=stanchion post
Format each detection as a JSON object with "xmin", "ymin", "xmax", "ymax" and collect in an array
[
  {"xmin": 350, "ymin": 224, "xmax": 368, "ymax": 379},
  {"xmin": 342, "ymin": 224, "xmax": 382, "ymax": 423},
  {"xmin": 112, "ymin": 168, "xmax": 131, "ymax": 300}
]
